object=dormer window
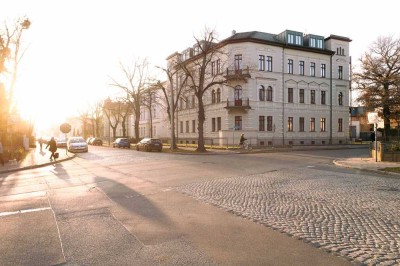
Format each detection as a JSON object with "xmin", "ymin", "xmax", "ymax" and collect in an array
[
  {"xmin": 288, "ymin": 34, "xmax": 294, "ymax": 44},
  {"xmin": 295, "ymin": 35, "xmax": 302, "ymax": 45},
  {"xmin": 317, "ymin": 39, "xmax": 323, "ymax": 48},
  {"xmin": 310, "ymin": 38, "xmax": 316, "ymax": 47}
]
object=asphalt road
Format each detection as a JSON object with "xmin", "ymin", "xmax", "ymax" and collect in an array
[{"xmin": 1, "ymin": 146, "xmax": 398, "ymax": 265}]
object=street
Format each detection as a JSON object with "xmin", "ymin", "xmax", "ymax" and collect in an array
[{"xmin": 0, "ymin": 146, "xmax": 399, "ymax": 265}]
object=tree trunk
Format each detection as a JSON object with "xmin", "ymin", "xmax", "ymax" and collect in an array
[
  {"xmin": 383, "ymin": 104, "xmax": 391, "ymax": 141},
  {"xmin": 196, "ymin": 97, "xmax": 206, "ymax": 152}
]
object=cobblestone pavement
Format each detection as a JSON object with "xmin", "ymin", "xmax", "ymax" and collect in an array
[{"xmin": 177, "ymin": 168, "xmax": 400, "ymax": 265}]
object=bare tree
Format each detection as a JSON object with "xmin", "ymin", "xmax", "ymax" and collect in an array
[
  {"xmin": 109, "ymin": 58, "xmax": 151, "ymax": 142},
  {"xmin": 140, "ymin": 85, "xmax": 161, "ymax": 138},
  {"xmin": 354, "ymin": 36, "xmax": 400, "ymax": 140},
  {"xmin": 0, "ymin": 17, "xmax": 30, "ymax": 142},
  {"xmin": 155, "ymin": 62, "xmax": 189, "ymax": 150},
  {"xmin": 89, "ymin": 100, "xmax": 104, "ymax": 137},
  {"xmin": 102, "ymin": 98, "xmax": 122, "ymax": 140},
  {"xmin": 176, "ymin": 28, "xmax": 226, "ymax": 152},
  {"xmin": 78, "ymin": 109, "xmax": 90, "ymax": 139}
]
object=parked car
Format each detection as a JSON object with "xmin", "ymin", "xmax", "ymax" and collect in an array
[
  {"xmin": 91, "ymin": 138, "xmax": 103, "ymax": 146},
  {"xmin": 55, "ymin": 137, "xmax": 67, "ymax": 148},
  {"xmin": 86, "ymin": 137, "xmax": 94, "ymax": 144},
  {"xmin": 112, "ymin": 138, "xmax": 130, "ymax": 148},
  {"xmin": 136, "ymin": 138, "xmax": 163, "ymax": 152},
  {"xmin": 67, "ymin": 137, "xmax": 88, "ymax": 153}
]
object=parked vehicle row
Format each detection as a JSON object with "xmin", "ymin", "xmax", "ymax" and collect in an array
[
  {"xmin": 112, "ymin": 138, "xmax": 130, "ymax": 148},
  {"xmin": 136, "ymin": 138, "xmax": 163, "ymax": 152},
  {"xmin": 86, "ymin": 137, "xmax": 103, "ymax": 146}
]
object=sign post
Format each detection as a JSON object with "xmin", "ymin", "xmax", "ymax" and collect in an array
[
  {"xmin": 60, "ymin": 123, "xmax": 72, "ymax": 155},
  {"xmin": 368, "ymin": 112, "xmax": 379, "ymax": 162}
]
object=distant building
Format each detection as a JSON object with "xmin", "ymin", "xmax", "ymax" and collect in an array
[{"xmin": 140, "ymin": 29, "xmax": 352, "ymax": 146}]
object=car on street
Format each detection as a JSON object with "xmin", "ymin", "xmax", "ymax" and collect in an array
[
  {"xmin": 55, "ymin": 138, "xmax": 67, "ymax": 148},
  {"xmin": 112, "ymin": 138, "xmax": 130, "ymax": 148},
  {"xmin": 67, "ymin": 136, "xmax": 88, "ymax": 153},
  {"xmin": 90, "ymin": 138, "xmax": 103, "ymax": 146},
  {"xmin": 136, "ymin": 138, "xmax": 163, "ymax": 152}
]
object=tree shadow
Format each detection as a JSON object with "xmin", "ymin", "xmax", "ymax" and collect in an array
[{"xmin": 94, "ymin": 176, "xmax": 172, "ymax": 227}]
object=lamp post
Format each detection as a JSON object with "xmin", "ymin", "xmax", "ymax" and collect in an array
[{"xmin": 368, "ymin": 112, "xmax": 379, "ymax": 162}]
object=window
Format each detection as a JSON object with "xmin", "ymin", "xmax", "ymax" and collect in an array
[
  {"xmin": 180, "ymin": 121, "xmax": 183, "ymax": 133},
  {"xmin": 216, "ymin": 59, "xmax": 221, "ymax": 74},
  {"xmin": 259, "ymin": 116, "xmax": 265, "ymax": 131},
  {"xmin": 299, "ymin": 89, "xmax": 304, "ymax": 103},
  {"xmin": 259, "ymin": 55, "xmax": 265, "ymax": 71},
  {"xmin": 321, "ymin": 91, "xmax": 326, "ymax": 105},
  {"xmin": 192, "ymin": 120, "xmax": 196, "ymax": 133},
  {"xmin": 320, "ymin": 118, "xmax": 326, "ymax": 132},
  {"xmin": 310, "ymin": 38, "xmax": 316, "ymax": 47},
  {"xmin": 317, "ymin": 39, "xmax": 323, "ymax": 49},
  {"xmin": 295, "ymin": 35, "xmax": 302, "ymax": 45},
  {"xmin": 216, "ymin": 88, "xmax": 221, "ymax": 103},
  {"xmin": 211, "ymin": 61, "xmax": 216, "ymax": 75},
  {"xmin": 217, "ymin": 117, "xmax": 221, "ymax": 131},
  {"xmin": 234, "ymin": 85, "xmax": 242, "ymax": 106},
  {"xmin": 338, "ymin": 118, "xmax": 343, "ymax": 132},
  {"xmin": 321, "ymin": 63, "xmax": 326, "ymax": 78},
  {"xmin": 266, "ymin": 56, "xmax": 273, "ymax": 72},
  {"xmin": 267, "ymin": 86, "xmax": 273, "ymax": 101},
  {"xmin": 337, "ymin": 47, "xmax": 345, "ymax": 55},
  {"xmin": 234, "ymin": 116, "xmax": 242, "ymax": 130},
  {"xmin": 299, "ymin": 117, "xmax": 305, "ymax": 132},
  {"xmin": 211, "ymin": 90, "xmax": 216, "ymax": 103},
  {"xmin": 310, "ymin": 118, "xmax": 315, "ymax": 132},
  {"xmin": 259, "ymin": 85, "xmax": 265, "ymax": 101},
  {"xmin": 234, "ymin": 54, "xmax": 242, "ymax": 70},
  {"xmin": 288, "ymin": 117, "xmax": 293, "ymax": 132},
  {"xmin": 299, "ymin": 61, "xmax": 304, "ymax": 75},
  {"xmin": 288, "ymin": 33, "xmax": 294, "ymax": 44},
  {"xmin": 310, "ymin": 62, "xmax": 315, "ymax": 76},
  {"xmin": 267, "ymin": 116, "xmax": 273, "ymax": 131},
  {"xmin": 186, "ymin": 121, "xmax": 189, "ymax": 133},
  {"xmin": 311, "ymin": 90, "xmax": 315, "ymax": 104},
  {"xmin": 288, "ymin": 88, "xmax": 293, "ymax": 103},
  {"xmin": 338, "ymin": 66, "xmax": 343, "ymax": 79},
  {"xmin": 338, "ymin": 92, "xmax": 343, "ymax": 105},
  {"xmin": 212, "ymin": 118, "xmax": 216, "ymax": 132},
  {"xmin": 288, "ymin": 59, "xmax": 293, "ymax": 74}
]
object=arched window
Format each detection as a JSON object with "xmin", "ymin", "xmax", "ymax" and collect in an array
[
  {"xmin": 338, "ymin": 92, "xmax": 343, "ymax": 105},
  {"xmin": 259, "ymin": 85, "xmax": 265, "ymax": 101},
  {"xmin": 216, "ymin": 88, "xmax": 221, "ymax": 103},
  {"xmin": 267, "ymin": 86, "xmax": 273, "ymax": 101},
  {"xmin": 211, "ymin": 89, "xmax": 216, "ymax": 104}
]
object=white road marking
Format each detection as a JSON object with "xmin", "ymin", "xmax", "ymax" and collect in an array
[{"xmin": 0, "ymin": 207, "xmax": 51, "ymax": 217}]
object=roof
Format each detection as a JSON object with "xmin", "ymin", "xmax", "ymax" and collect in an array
[{"xmin": 220, "ymin": 31, "xmax": 335, "ymax": 55}]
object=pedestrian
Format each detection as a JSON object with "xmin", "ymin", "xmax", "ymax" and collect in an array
[
  {"xmin": 46, "ymin": 137, "xmax": 57, "ymax": 161},
  {"xmin": 370, "ymin": 132, "xmax": 376, "ymax": 142},
  {"xmin": 0, "ymin": 139, "xmax": 4, "ymax": 166},
  {"xmin": 38, "ymin": 137, "xmax": 43, "ymax": 151},
  {"xmin": 239, "ymin": 134, "xmax": 247, "ymax": 148}
]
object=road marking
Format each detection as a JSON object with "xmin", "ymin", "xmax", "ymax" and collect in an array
[
  {"xmin": 0, "ymin": 207, "xmax": 51, "ymax": 217},
  {"xmin": 307, "ymin": 165, "xmax": 315, "ymax": 168}
]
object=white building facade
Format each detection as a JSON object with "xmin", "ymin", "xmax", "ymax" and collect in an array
[{"xmin": 140, "ymin": 30, "xmax": 352, "ymax": 147}]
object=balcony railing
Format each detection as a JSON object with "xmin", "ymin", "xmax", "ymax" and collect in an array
[
  {"xmin": 224, "ymin": 66, "xmax": 251, "ymax": 80},
  {"xmin": 225, "ymin": 97, "xmax": 251, "ymax": 110}
]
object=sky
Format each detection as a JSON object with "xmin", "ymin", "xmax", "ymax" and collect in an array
[{"xmin": 1, "ymin": 0, "xmax": 399, "ymax": 132}]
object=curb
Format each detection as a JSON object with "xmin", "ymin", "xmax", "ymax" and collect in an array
[
  {"xmin": 0, "ymin": 153, "xmax": 76, "ymax": 174},
  {"xmin": 333, "ymin": 159, "xmax": 400, "ymax": 178}
]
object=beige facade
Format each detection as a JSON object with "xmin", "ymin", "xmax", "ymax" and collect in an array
[{"xmin": 140, "ymin": 30, "xmax": 352, "ymax": 146}]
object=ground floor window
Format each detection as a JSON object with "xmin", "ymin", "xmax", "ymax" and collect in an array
[
  {"xmin": 299, "ymin": 117, "xmax": 304, "ymax": 132},
  {"xmin": 259, "ymin": 116, "xmax": 265, "ymax": 131},
  {"xmin": 217, "ymin": 117, "xmax": 221, "ymax": 131},
  {"xmin": 338, "ymin": 118, "xmax": 343, "ymax": 132},
  {"xmin": 320, "ymin": 118, "xmax": 326, "ymax": 132},
  {"xmin": 267, "ymin": 116, "xmax": 273, "ymax": 131},
  {"xmin": 235, "ymin": 116, "xmax": 242, "ymax": 130}
]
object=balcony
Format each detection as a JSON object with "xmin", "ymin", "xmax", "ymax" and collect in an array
[
  {"xmin": 225, "ymin": 98, "xmax": 251, "ymax": 111},
  {"xmin": 224, "ymin": 66, "xmax": 251, "ymax": 81}
]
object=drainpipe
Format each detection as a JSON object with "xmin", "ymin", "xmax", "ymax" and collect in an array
[
  {"xmin": 329, "ymin": 53, "xmax": 333, "ymax": 144},
  {"xmin": 282, "ymin": 47, "xmax": 285, "ymax": 146}
]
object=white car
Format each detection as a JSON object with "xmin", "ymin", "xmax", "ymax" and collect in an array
[{"xmin": 67, "ymin": 137, "xmax": 88, "ymax": 153}]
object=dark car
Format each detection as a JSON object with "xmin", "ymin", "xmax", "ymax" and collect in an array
[
  {"xmin": 91, "ymin": 138, "xmax": 103, "ymax": 146},
  {"xmin": 136, "ymin": 138, "xmax": 163, "ymax": 152},
  {"xmin": 112, "ymin": 138, "xmax": 130, "ymax": 148}
]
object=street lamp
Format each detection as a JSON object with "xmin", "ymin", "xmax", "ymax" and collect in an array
[{"xmin": 368, "ymin": 112, "xmax": 379, "ymax": 162}]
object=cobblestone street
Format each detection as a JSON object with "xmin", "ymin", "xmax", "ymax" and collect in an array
[{"xmin": 177, "ymin": 169, "xmax": 400, "ymax": 265}]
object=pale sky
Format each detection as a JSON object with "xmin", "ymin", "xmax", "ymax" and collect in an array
[{"xmin": 2, "ymin": 0, "xmax": 399, "ymax": 132}]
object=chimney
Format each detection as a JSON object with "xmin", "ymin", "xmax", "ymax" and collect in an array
[{"xmin": 232, "ymin": 30, "xmax": 236, "ymax": 36}]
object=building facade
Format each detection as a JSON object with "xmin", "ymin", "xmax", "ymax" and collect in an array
[{"xmin": 140, "ymin": 30, "xmax": 352, "ymax": 146}]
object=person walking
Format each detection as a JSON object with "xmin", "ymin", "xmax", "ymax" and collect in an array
[
  {"xmin": 46, "ymin": 137, "xmax": 57, "ymax": 161},
  {"xmin": 0, "ymin": 139, "xmax": 4, "ymax": 166},
  {"xmin": 38, "ymin": 137, "xmax": 44, "ymax": 151}
]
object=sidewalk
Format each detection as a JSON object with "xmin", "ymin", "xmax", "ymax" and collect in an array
[
  {"xmin": 333, "ymin": 157, "xmax": 400, "ymax": 176},
  {"xmin": 0, "ymin": 146, "xmax": 75, "ymax": 174}
]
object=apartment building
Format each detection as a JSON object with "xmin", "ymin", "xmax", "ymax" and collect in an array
[{"xmin": 140, "ymin": 29, "xmax": 352, "ymax": 146}]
